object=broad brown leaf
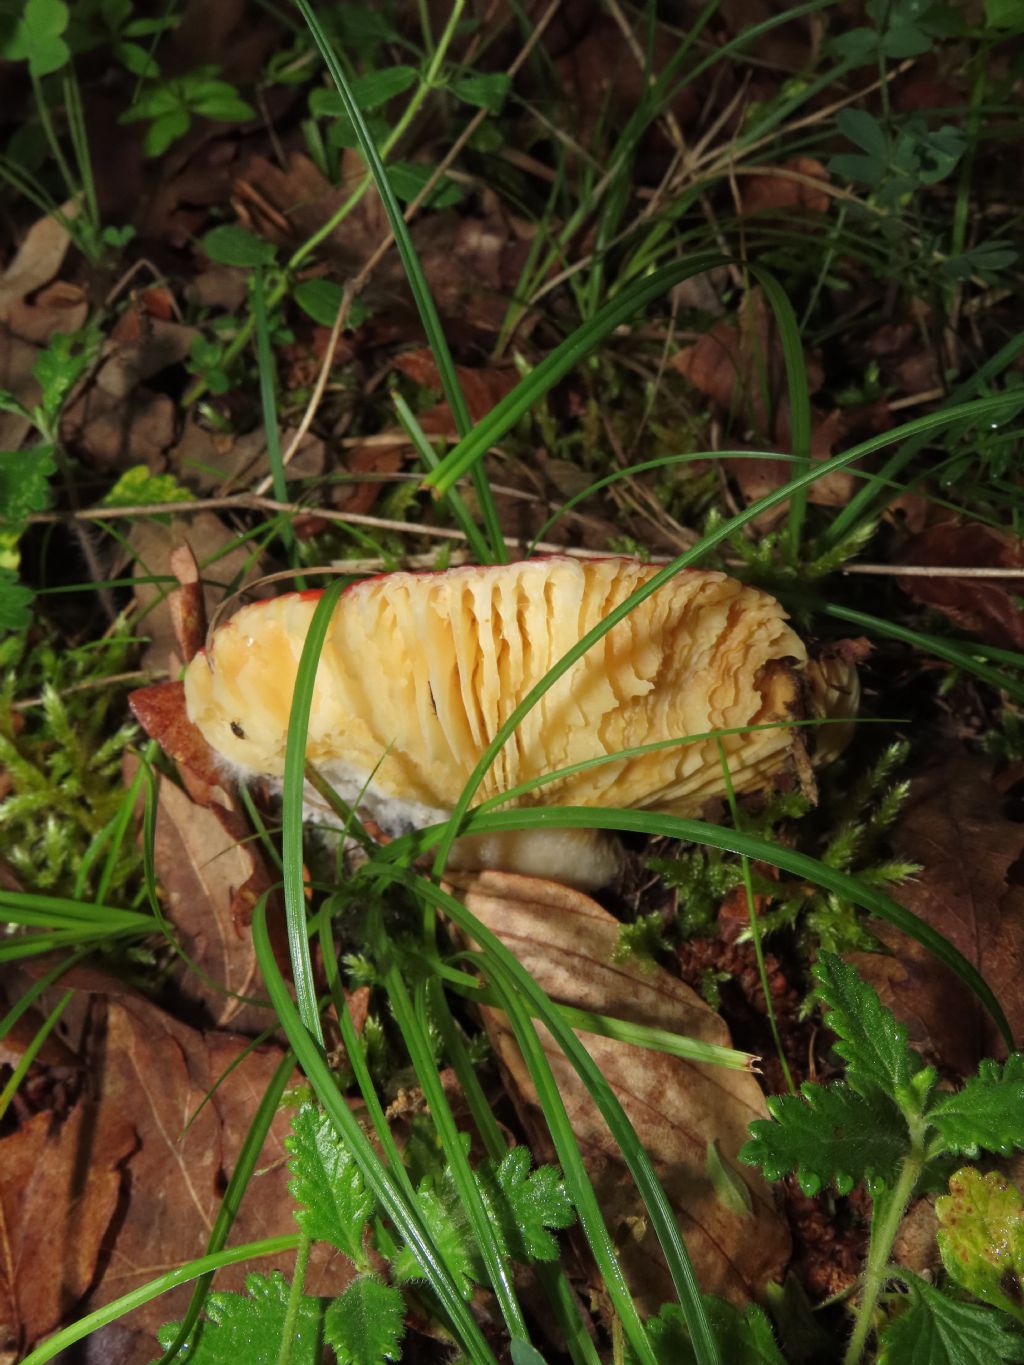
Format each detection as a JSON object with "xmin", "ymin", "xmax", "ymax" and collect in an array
[
  {"xmin": 849, "ymin": 754, "xmax": 1024, "ymax": 1075},
  {"xmin": 738, "ymin": 158, "xmax": 830, "ymax": 217},
  {"xmin": 897, "ymin": 522, "xmax": 1024, "ymax": 650},
  {"xmin": 0, "ymin": 1101, "xmax": 135, "ymax": 1356},
  {"xmin": 392, "ymin": 348, "xmax": 519, "ymax": 435},
  {"xmin": 454, "ymin": 870, "xmax": 790, "ymax": 1311}
]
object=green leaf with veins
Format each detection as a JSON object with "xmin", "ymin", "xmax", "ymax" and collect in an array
[
  {"xmin": 324, "ymin": 1274, "xmax": 405, "ymax": 1365},
  {"xmin": 927, "ymin": 1055, "xmax": 1024, "ymax": 1158},
  {"xmin": 0, "ymin": 569, "xmax": 36, "ymax": 631},
  {"xmin": 879, "ymin": 1272, "xmax": 1024, "ymax": 1365},
  {"xmin": 451, "ymin": 71, "xmax": 511, "ymax": 113},
  {"xmin": 626, "ymin": 1298, "xmax": 785, "ymax": 1365},
  {"xmin": 286, "ymin": 1101, "xmax": 374, "ymax": 1262},
  {"xmin": 937, "ymin": 1167, "xmax": 1024, "ymax": 1324},
  {"xmin": 0, "ymin": 449, "xmax": 55, "ymax": 528},
  {"xmin": 741, "ymin": 1081, "xmax": 909, "ymax": 1195},
  {"xmin": 154, "ymin": 1271, "xmax": 322, "ymax": 1364},
  {"xmin": 812, "ymin": 952, "xmax": 921, "ymax": 1100},
  {"xmin": 479, "ymin": 1146, "xmax": 575, "ymax": 1263},
  {"xmin": 393, "ymin": 1181, "xmax": 477, "ymax": 1297}
]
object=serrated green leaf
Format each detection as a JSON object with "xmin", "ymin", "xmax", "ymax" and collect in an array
[
  {"xmin": 879, "ymin": 1272, "xmax": 1024, "ymax": 1365},
  {"xmin": 286, "ymin": 1101, "xmax": 374, "ymax": 1260},
  {"xmin": 2, "ymin": 0, "xmax": 69, "ymax": 76},
  {"xmin": 201, "ymin": 224, "xmax": 277, "ymax": 268},
  {"xmin": 481, "ymin": 1146, "xmax": 575, "ymax": 1263},
  {"xmin": 102, "ymin": 465, "xmax": 193, "ymax": 511},
  {"xmin": 0, "ymin": 448, "xmax": 55, "ymax": 527},
  {"xmin": 451, "ymin": 71, "xmax": 511, "ymax": 113},
  {"xmin": 155, "ymin": 1270, "xmax": 322, "ymax": 1364},
  {"xmin": 323, "ymin": 1274, "xmax": 405, "ymax": 1365},
  {"xmin": 629, "ymin": 1298, "xmax": 785, "ymax": 1365},
  {"xmin": 813, "ymin": 952, "xmax": 918, "ymax": 1100},
  {"xmin": 928, "ymin": 1055, "xmax": 1024, "ymax": 1158},
  {"xmin": 392, "ymin": 1181, "xmax": 477, "ymax": 1297},
  {"xmin": 34, "ymin": 328, "xmax": 99, "ymax": 419},
  {"xmin": 0, "ymin": 568, "xmax": 34, "ymax": 631},
  {"xmin": 741, "ymin": 1081, "xmax": 909, "ymax": 1195},
  {"xmin": 936, "ymin": 1167, "xmax": 1024, "ymax": 1324}
]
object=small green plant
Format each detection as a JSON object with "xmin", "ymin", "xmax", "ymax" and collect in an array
[
  {"xmin": 156, "ymin": 1100, "xmax": 575, "ymax": 1362},
  {"xmin": 118, "ymin": 62, "xmax": 255, "ymax": 156},
  {"xmin": 742, "ymin": 953, "xmax": 1024, "ymax": 1364}
]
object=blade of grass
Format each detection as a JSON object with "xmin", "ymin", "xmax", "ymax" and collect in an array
[
  {"xmin": 251, "ymin": 896, "xmax": 500, "ymax": 1365},
  {"xmin": 379, "ymin": 866, "xmax": 718, "ymax": 1365},
  {"xmin": 21, "ymin": 1236, "xmax": 302, "ymax": 1365},
  {"xmin": 405, "ymin": 806, "xmax": 1013, "ymax": 1051},
  {"xmin": 0, "ymin": 990, "xmax": 71, "ymax": 1125},
  {"xmin": 295, "ymin": 0, "xmax": 506, "ymax": 564},
  {"xmin": 155, "ymin": 1048, "xmax": 296, "ymax": 1363},
  {"xmin": 426, "ymin": 392, "xmax": 1021, "ymax": 880},
  {"xmin": 281, "ymin": 579, "xmax": 347, "ymax": 1043},
  {"xmin": 252, "ymin": 264, "xmax": 299, "ymax": 571}
]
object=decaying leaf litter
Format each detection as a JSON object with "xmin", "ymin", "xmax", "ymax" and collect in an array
[{"xmin": 1, "ymin": 1, "xmax": 1023, "ymax": 1362}]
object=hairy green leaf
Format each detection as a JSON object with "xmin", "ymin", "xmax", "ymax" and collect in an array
[
  {"xmin": 155, "ymin": 1270, "xmax": 321, "ymax": 1363},
  {"xmin": 0, "ymin": 569, "xmax": 35, "ymax": 631},
  {"xmin": 480, "ymin": 1146, "xmax": 575, "ymax": 1263},
  {"xmin": 879, "ymin": 1273, "xmax": 1024, "ymax": 1365},
  {"xmin": 0, "ymin": 449, "xmax": 54, "ymax": 528},
  {"xmin": 741, "ymin": 1082, "xmax": 908, "ymax": 1195},
  {"xmin": 813, "ymin": 952, "xmax": 918, "ymax": 1100},
  {"xmin": 286, "ymin": 1101, "xmax": 373, "ymax": 1261},
  {"xmin": 627, "ymin": 1299, "xmax": 785, "ymax": 1365},
  {"xmin": 324, "ymin": 1274, "xmax": 405, "ymax": 1365},
  {"xmin": 937, "ymin": 1167, "xmax": 1024, "ymax": 1324},
  {"xmin": 928, "ymin": 1056, "xmax": 1024, "ymax": 1158}
]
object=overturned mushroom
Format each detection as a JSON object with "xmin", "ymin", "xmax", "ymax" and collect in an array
[{"xmin": 183, "ymin": 557, "xmax": 838, "ymax": 888}]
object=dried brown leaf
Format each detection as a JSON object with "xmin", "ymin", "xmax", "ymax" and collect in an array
[
  {"xmin": 454, "ymin": 870, "xmax": 790, "ymax": 1310},
  {"xmin": 393, "ymin": 348, "xmax": 519, "ymax": 436},
  {"xmin": 849, "ymin": 754, "xmax": 1024, "ymax": 1075},
  {"xmin": 738, "ymin": 158, "xmax": 830, "ymax": 217},
  {"xmin": 0, "ymin": 1101, "xmax": 135, "ymax": 1355},
  {"xmin": 0, "ymin": 208, "xmax": 74, "ymax": 317},
  {"xmin": 897, "ymin": 522, "xmax": 1024, "ymax": 649}
]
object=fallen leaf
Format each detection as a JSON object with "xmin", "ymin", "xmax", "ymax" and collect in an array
[
  {"xmin": 738, "ymin": 158, "xmax": 830, "ymax": 217},
  {"xmin": 129, "ymin": 512, "xmax": 264, "ymax": 673},
  {"xmin": 723, "ymin": 410, "xmax": 853, "ymax": 528},
  {"xmin": 0, "ymin": 1101, "xmax": 136, "ymax": 1356},
  {"xmin": 98, "ymin": 310, "xmax": 198, "ymax": 400},
  {"xmin": 897, "ymin": 522, "xmax": 1024, "ymax": 650},
  {"xmin": 849, "ymin": 754, "xmax": 1024, "ymax": 1075},
  {"xmin": 0, "ymin": 207, "xmax": 75, "ymax": 318},
  {"xmin": 672, "ymin": 287, "xmax": 823, "ymax": 443},
  {"xmin": 63, "ymin": 387, "xmax": 176, "ymax": 471},
  {"xmin": 453, "ymin": 870, "xmax": 790, "ymax": 1311},
  {"xmin": 0, "ymin": 326, "xmax": 40, "ymax": 450},
  {"xmin": 393, "ymin": 348, "xmax": 519, "ymax": 435},
  {"xmin": 6, "ymin": 279, "xmax": 89, "ymax": 345}
]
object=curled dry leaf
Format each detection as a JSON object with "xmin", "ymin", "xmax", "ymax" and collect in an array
[
  {"xmin": 392, "ymin": 347, "xmax": 520, "ymax": 436},
  {"xmin": 0, "ymin": 206, "xmax": 75, "ymax": 318},
  {"xmin": 848, "ymin": 754, "xmax": 1024, "ymax": 1076},
  {"xmin": 453, "ymin": 870, "xmax": 790, "ymax": 1311},
  {"xmin": 897, "ymin": 522, "xmax": 1024, "ymax": 650}
]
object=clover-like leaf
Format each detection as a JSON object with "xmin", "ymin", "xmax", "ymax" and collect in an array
[
  {"xmin": 324, "ymin": 1274, "xmax": 405, "ymax": 1365},
  {"xmin": 879, "ymin": 1271, "xmax": 1024, "ymax": 1365},
  {"xmin": 928, "ymin": 1054, "xmax": 1024, "ymax": 1159},
  {"xmin": 155, "ymin": 1270, "xmax": 321, "ymax": 1364},
  {"xmin": 741, "ymin": 1081, "xmax": 909, "ymax": 1195},
  {"xmin": 286, "ymin": 1101, "xmax": 373, "ymax": 1261},
  {"xmin": 936, "ymin": 1167, "xmax": 1024, "ymax": 1324},
  {"xmin": 201, "ymin": 224, "xmax": 277, "ymax": 268},
  {"xmin": 2, "ymin": 0, "xmax": 69, "ymax": 76}
]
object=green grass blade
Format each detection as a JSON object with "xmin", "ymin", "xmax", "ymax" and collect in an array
[
  {"xmin": 822, "ymin": 329, "xmax": 1024, "ymax": 547},
  {"xmin": 155, "ymin": 1049, "xmax": 296, "ymax": 1363},
  {"xmin": 379, "ymin": 866, "xmax": 718, "ymax": 1365},
  {"xmin": 252, "ymin": 264, "xmax": 298, "ymax": 568},
  {"xmin": 281, "ymin": 580, "xmax": 347, "ymax": 1043},
  {"xmin": 251, "ymin": 897, "xmax": 500, "ymax": 1365},
  {"xmin": 429, "ymin": 807, "xmax": 1014, "ymax": 1052},
  {"xmin": 294, "ymin": 0, "xmax": 506, "ymax": 564},
  {"xmin": 21, "ymin": 1236, "xmax": 302, "ymax": 1365},
  {"xmin": 427, "ymin": 392, "xmax": 1021, "ymax": 879},
  {"xmin": 0, "ymin": 990, "xmax": 71, "ymax": 1125}
]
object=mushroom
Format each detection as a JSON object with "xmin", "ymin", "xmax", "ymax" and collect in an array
[{"xmin": 183, "ymin": 557, "xmax": 832, "ymax": 888}]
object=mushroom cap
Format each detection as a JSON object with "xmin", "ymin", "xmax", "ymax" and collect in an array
[{"xmin": 183, "ymin": 557, "xmax": 807, "ymax": 829}]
